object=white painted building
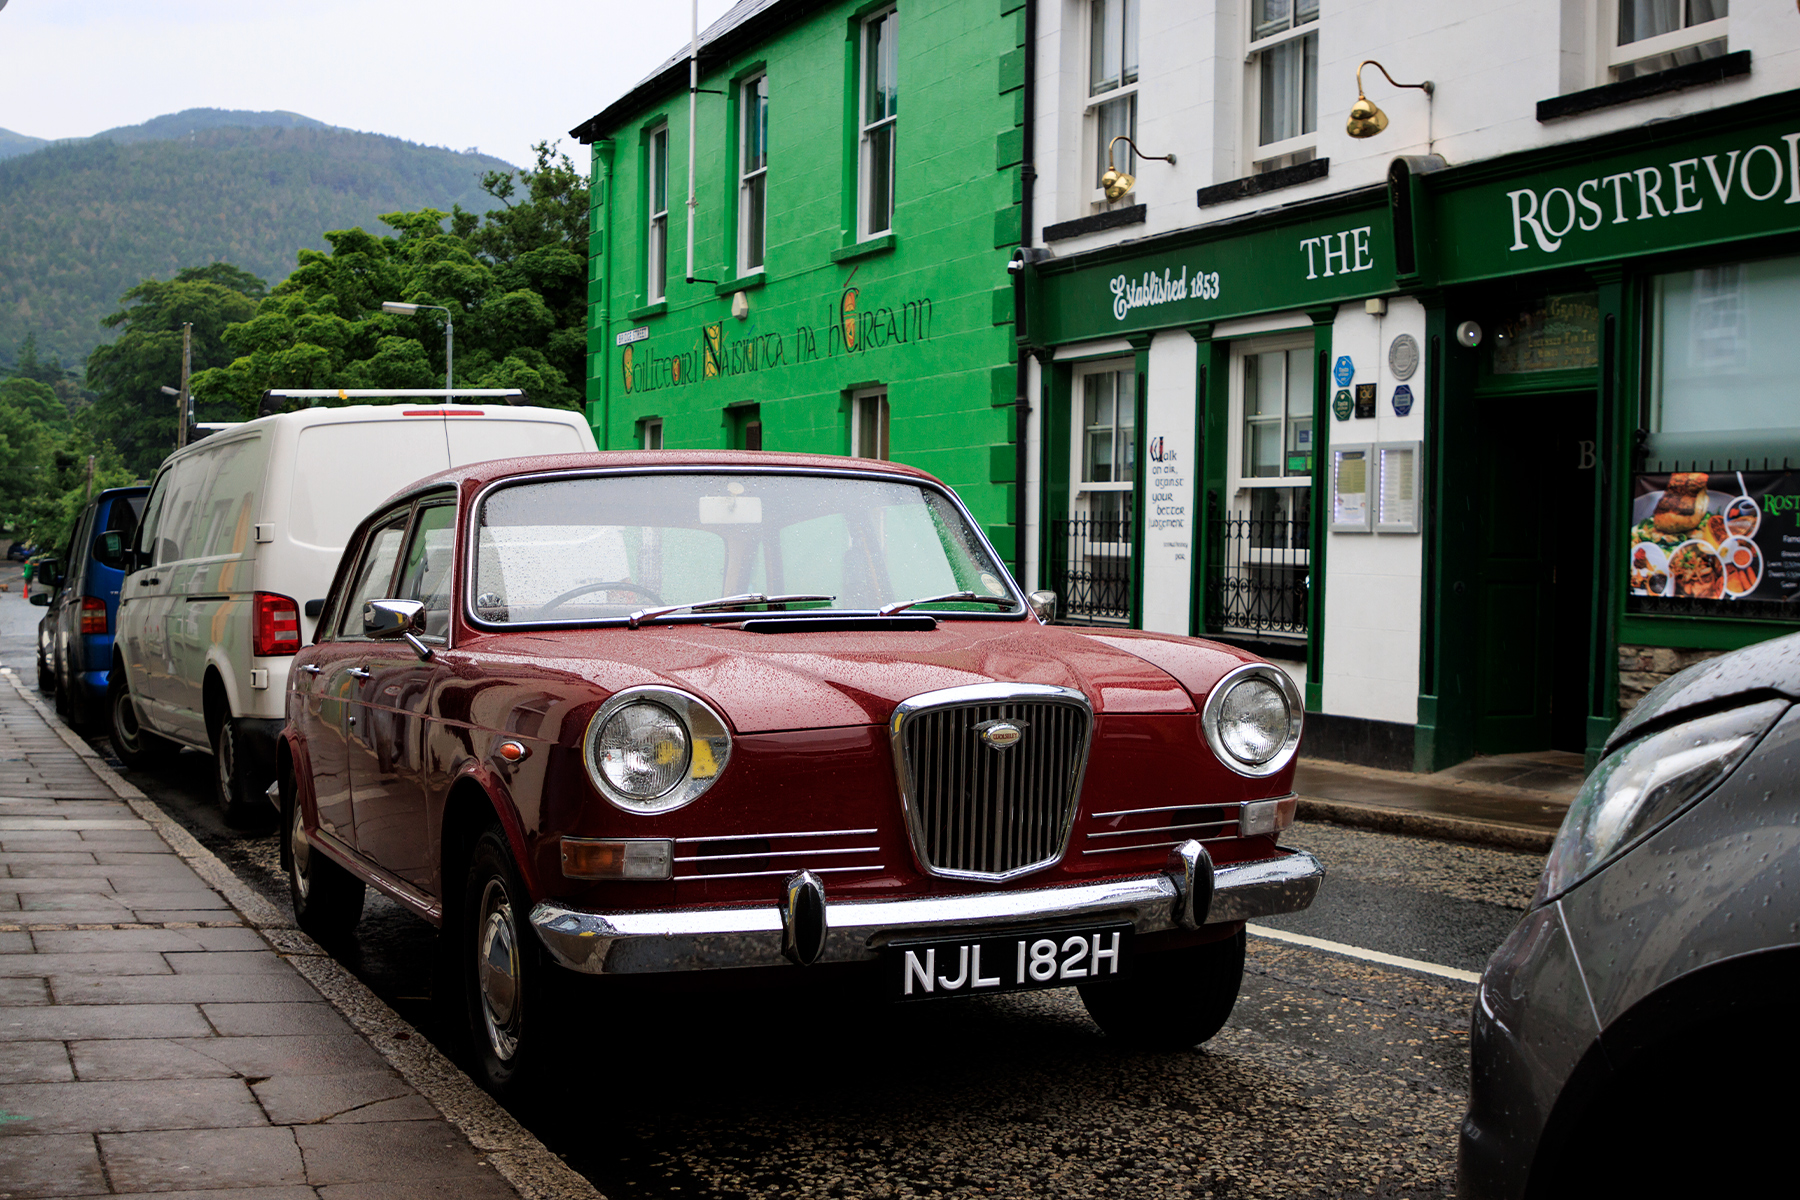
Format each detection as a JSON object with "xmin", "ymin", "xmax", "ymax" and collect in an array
[{"xmin": 1015, "ymin": 1, "xmax": 1800, "ymax": 770}]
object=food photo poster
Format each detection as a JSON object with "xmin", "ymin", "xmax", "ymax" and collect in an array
[{"xmin": 1629, "ymin": 470, "xmax": 1800, "ymax": 614}]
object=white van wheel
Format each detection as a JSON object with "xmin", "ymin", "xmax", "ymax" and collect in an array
[
  {"xmin": 211, "ymin": 718, "xmax": 266, "ymax": 828},
  {"xmin": 108, "ymin": 672, "xmax": 173, "ymax": 770}
]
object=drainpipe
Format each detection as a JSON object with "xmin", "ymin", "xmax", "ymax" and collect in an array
[
  {"xmin": 593, "ymin": 138, "xmax": 616, "ymax": 448},
  {"xmin": 685, "ymin": 0, "xmax": 701, "ymax": 284},
  {"xmin": 1012, "ymin": 0, "xmax": 1037, "ymax": 589}
]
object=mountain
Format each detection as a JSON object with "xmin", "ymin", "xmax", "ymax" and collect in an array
[
  {"xmin": 0, "ymin": 127, "xmax": 48, "ymax": 160},
  {"xmin": 0, "ymin": 110, "xmax": 518, "ymax": 370}
]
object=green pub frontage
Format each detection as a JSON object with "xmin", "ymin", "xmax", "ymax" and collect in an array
[
  {"xmin": 1023, "ymin": 88, "xmax": 1800, "ymax": 774},
  {"xmin": 572, "ymin": 1, "xmax": 1031, "ymax": 564}
]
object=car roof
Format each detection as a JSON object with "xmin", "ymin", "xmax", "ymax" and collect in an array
[{"xmin": 382, "ymin": 449, "xmax": 942, "ymax": 506}]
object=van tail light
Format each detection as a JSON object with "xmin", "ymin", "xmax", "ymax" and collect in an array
[
  {"xmin": 253, "ymin": 592, "xmax": 303, "ymax": 656},
  {"xmin": 80, "ymin": 596, "xmax": 108, "ymax": 635}
]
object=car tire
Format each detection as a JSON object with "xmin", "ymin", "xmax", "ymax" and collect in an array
[
  {"xmin": 108, "ymin": 671, "xmax": 174, "ymax": 770},
  {"xmin": 35, "ymin": 648, "xmax": 52, "ymax": 694},
  {"xmin": 461, "ymin": 825, "xmax": 560, "ymax": 1096},
  {"xmin": 1078, "ymin": 928, "xmax": 1247, "ymax": 1049},
  {"xmin": 281, "ymin": 764, "xmax": 364, "ymax": 942},
  {"xmin": 211, "ymin": 717, "xmax": 269, "ymax": 828}
]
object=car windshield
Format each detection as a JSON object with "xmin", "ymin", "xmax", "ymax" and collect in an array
[{"xmin": 470, "ymin": 471, "xmax": 1021, "ymax": 625}]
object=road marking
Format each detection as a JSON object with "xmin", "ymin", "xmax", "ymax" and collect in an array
[{"xmin": 1247, "ymin": 923, "xmax": 1482, "ymax": 984}]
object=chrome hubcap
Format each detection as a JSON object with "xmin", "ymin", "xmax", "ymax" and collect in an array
[
  {"xmin": 476, "ymin": 879, "xmax": 520, "ymax": 1061},
  {"xmin": 288, "ymin": 798, "xmax": 310, "ymax": 903},
  {"xmin": 114, "ymin": 689, "xmax": 140, "ymax": 751},
  {"xmin": 216, "ymin": 729, "xmax": 233, "ymax": 797}
]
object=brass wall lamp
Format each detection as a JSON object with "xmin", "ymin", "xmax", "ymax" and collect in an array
[
  {"xmin": 1347, "ymin": 60, "xmax": 1434, "ymax": 139},
  {"xmin": 1100, "ymin": 135, "xmax": 1176, "ymax": 201}
]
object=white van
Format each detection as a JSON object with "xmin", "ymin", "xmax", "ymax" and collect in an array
[{"xmin": 109, "ymin": 392, "xmax": 596, "ymax": 821}]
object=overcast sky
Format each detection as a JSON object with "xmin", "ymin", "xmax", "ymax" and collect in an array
[{"xmin": 0, "ymin": 0, "xmax": 739, "ymax": 168}]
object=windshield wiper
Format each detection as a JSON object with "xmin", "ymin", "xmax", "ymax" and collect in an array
[
  {"xmin": 878, "ymin": 591, "xmax": 1019, "ymax": 616},
  {"xmin": 626, "ymin": 593, "xmax": 836, "ymax": 629}
]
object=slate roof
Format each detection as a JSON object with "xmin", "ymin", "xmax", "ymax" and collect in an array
[{"xmin": 570, "ymin": 0, "xmax": 809, "ymax": 143}]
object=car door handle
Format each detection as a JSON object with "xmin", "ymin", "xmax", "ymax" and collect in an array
[
  {"xmin": 347, "ymin": 667, "xmax": 372, "ymax": 679},
  {"xmin": 300, "ymin": 664, "xmax": 322, "ymax": 675}
]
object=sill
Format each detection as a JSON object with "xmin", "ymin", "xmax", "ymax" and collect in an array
[
  {"xmin": 1043, "ymin": 204, "xmax": 1147, "ymax": 243},
  {"xmin": 1537, "ymin": 49, "xmax": 1750, "ymax": 121},
  {"xmin": 1196, "ymin": 158, "xmax": 1329, "ymax": 209},
  {"xmin": 831, "ymin": 233, "xmax": 896, "ymax": 263},
  {"xmin": 626, "ymin": 301, "xmax": 668, "ymax": 320},
  {"xmin": 714, "ymin": 273, "xmax": 767, "ymax": 297}
]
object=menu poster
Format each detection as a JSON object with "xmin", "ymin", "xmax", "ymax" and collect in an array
[
  {"xmin": 1627, "ymin": 470, "xmax": 1800, "ymax": 616},
  {"xmin": 1332, "ymin": 446, "xmax": 1372, "ymax": 532}
]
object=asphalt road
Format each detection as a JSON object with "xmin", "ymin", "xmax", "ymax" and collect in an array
[{"xmin": 0, "ymin": 570, "xmax": 1545, "ymax": 1197}]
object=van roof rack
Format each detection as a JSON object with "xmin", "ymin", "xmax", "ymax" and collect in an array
[{"xmin": 258, "ymin": 388, "xmax": 528, "ymax": 417}]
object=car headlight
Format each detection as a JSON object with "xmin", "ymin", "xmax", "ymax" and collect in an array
[
  {"xmin": 1202, "ymin": 663, "xmax": 1304, "ymax": 778},
  {"xmin": 1536, "ymin": 698, "xmax": 1787, "ymax": 904},
  {"xmin": 582, "ymin": 686, "xmax": 733, "ymax": 814}
]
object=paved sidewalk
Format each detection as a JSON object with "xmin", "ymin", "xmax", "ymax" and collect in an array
[{"xmin": 0, "ymin": 669, "xmax": 595, "ymax": 1199}]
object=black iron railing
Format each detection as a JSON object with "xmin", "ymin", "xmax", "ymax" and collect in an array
[
  {"xmin": 1049, "ymin": 515, "xmax": 1132, "ymax": 625},
  {"xmin": 1207, "ymin": 509, "xmax": 1310, "ymax": 636}
]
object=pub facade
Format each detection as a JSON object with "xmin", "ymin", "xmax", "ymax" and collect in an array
[{"xmin": 1015, "ymin": 1, "xmax": 1800, "ymax": 771}]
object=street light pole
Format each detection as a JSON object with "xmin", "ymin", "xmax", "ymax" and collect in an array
[{"xmin": 380, "ymin": 301, "xmax": 454, "ymax": 398}]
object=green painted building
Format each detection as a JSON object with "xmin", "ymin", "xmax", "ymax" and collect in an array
[{"xmin": 570, "ymin": 0, "xmax": 1029, "ymax": 563}]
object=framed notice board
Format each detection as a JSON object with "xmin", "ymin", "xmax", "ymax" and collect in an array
[{"xmin": 1332, "ymin": 444, "xmax": 1372, "ymax": 533}]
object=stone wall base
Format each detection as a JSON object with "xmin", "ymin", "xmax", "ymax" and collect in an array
[{"xmin": 1617, "ymin": 644, "xmax": 1726, "ymax": 712}]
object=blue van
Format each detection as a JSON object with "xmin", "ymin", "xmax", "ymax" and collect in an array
[{"xmin": 37, "ymin": 487, "xmax": 148, "ymax": 729}]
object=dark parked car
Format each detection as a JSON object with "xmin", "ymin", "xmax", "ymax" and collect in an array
[
  {"xmin": 278, "ymin": 450, "xmax": 1324, "ymax": 1095},
  {"xmin": 7, "ymin": 541, "xmax": 32, "ymax": 562},
  {"xmin": 35, "ymin": 488, "xmax": 148, "ymax": 727},
  {"xmin": 1461, "ymin": 631, "xmax": 1800, "ymax": 1198}
]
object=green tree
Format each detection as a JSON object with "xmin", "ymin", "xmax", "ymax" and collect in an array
[
  {"xmin": 193, "ymin": 203, "xmax": 581, "ymax": 415},
  {"xmin": 0, "ymin": 377, "xmax": 69, "ymax": 429},
  {"xmin": 84, "ymin": 264, "xmax": 266, "ymax": 476}
]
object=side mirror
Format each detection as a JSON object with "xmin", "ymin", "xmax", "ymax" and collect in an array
[
  {"xmin": 92, "ymin": 531, "xmax": 127, "ymax": 570},
  {"xmin": 363, "ymin": 598, "xmax": 432, "ymax": 660},
  {"xmin": 28, "ymin": 590, "xmax": 49, "ymax": 607},
  {"xmin": 364, "ymin": 598, "xmax": 426, "ymax": 638},
  {"xmin": 1027, "ymin": 590, "xmax": 1058, "ymax": 623}
]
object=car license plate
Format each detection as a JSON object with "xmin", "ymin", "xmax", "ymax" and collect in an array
[{"xmin": 887, "ymin": 924, "xmax": 1131, "ymax": 1001}]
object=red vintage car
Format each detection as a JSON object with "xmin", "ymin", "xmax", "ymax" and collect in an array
[{"xmin": 278, "ymin": 450, "xmax": 1323, "ymax": 1094}]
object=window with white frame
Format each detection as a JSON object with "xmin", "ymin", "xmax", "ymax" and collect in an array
[
  {"xmin": 647, "ymin": 124, "xmax": 669, "ymax": 302},
  {"xmin": 852, "ymin": 388, "xmax": 890, "ymax": 460},
  {"xmin": 1056, "ymin": 360, "xmax": 1136, "ymax": 624},
  {"xmin": 860, "ymin": 8, "xmax": 898, "ymax": 238},
  {"xmin": 1248, "ymin": 0, "xmax": 1318, "ymax": 174},
  {"xmin": 1220, "ymin": 337, "xmax": 1313, "ymax": 638},
  {"xmin": 639, "ymin": 417, "xmax": 664, "ymax": 450},
  {"xmin": 1609, "ymin": 0, "xmax": 1727, "ymax": 82},
  {"xmin": 1087, "ymin": 0, "xmax": 1138, "ymax": 197},
  {"xmin": 739, "ymin": 75, "xmax": 768, "ymax": 274}
]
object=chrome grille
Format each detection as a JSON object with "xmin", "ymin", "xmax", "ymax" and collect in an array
[
  {"xmin": 891, "ymin": 684, "xmax": 1092, "ymax": 881},
  {"xmin": 672, "ymin": 829, "xmax": 882, "ymax": 883}
]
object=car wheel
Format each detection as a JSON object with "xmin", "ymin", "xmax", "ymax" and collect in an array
[
  {"xmin": 108, "ymin": 671, "xmax": 174, "ymax": 769},
  {"xmin": 1078, "ymin": 929, "xmax": 1247, "ymax": 1049},
  {"xmin": 282, "ymin": 764, "xmax": 364, "ymax": 941},
  {"xmin": 211, "ymin": 717, "xmax": 268, "ymax": 828},
  {"xmin": 35, "ymin": 648, "xmax": 52, "ymax": 694},
  {"xmin": 462, "ymin": 825, "xmax": 559, "ymax": 1096}
]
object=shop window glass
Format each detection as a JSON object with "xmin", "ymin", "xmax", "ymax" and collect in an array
[
  {"xmin": 1056, "ymin": 362, "xmax": 1137, "ymax": 625},
  {"xmin": 1649, "ymin": 253, "xmax": 1800, "ymax": 465},
  {"xmin": 1242, "ymin": 349, "xmax": 1314, "ymax": 478}
]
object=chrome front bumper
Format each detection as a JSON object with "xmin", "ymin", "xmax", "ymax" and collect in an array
[{"xmin": 529, "ymin": 847, "xmax": 1324, "ymax": 976}]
